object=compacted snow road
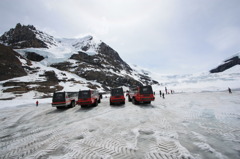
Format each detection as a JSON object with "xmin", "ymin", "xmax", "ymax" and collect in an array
[{"xmin": 0, "ymin": 91, "xmax": 240, "ymax": 159}]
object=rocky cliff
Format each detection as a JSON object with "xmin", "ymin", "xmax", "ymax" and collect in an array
[
  {"xmin": 210, "ymin": 54, "xmax": 240, "ymax": 73},
  {"xmin": 0, "ymin": 44, "xmax": 27, "ymax": 81}
]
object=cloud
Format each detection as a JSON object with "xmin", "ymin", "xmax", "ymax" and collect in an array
[
  {"xmin": 207, "ymin": 26, "xmax": 240, "ymax": 51},
  {"xmin": 0, "ymin": 0, "xmax": 240, "ymax": 74}
]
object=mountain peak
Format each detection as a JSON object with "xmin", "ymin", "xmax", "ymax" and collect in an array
[
  {"xmin": 15, "ymin": 23, "xmax": 36, "ymax": 30},
  {"xmin": 0, "ymin": 23, "xmax": 57, "ymax": 49}
]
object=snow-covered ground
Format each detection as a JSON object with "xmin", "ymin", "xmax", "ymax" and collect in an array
[{"xmin": 0, "ymin": 91, "xmax": 239, "ymax": 159}]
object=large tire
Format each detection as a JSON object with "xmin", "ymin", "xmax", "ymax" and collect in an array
[
  {"xmin": 72, "ymin": 101, "xmax": 76, "ymax": 107},
  {"xmin": 110, "ymin": 101, "xmax": 113, "ymax": 106},
  {"xmin": 69, "ymin": 101, "xmax": 75, "ymax": 108},
  {"xmin": 98, "ymin": 98, "xmax": 101, "ymax": 103},
  {"xmin": 93, "ymin": 100, "xmax": 98, "ymax": 107},
  {"xmin": 132, "ymin": 98, "xmax": 139, "ymax": 105},
  {"xmin": 56, "ymin": 106, "xmax": 61, "ymax": 109},
  {"xmin": 128, "ymin": 96, "xmax": 132, "ymax": 102}
]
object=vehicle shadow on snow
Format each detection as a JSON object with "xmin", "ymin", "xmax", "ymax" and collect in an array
[
  {"xmin": 47, "ymin": 108, "xmax": 70, "ymax": 114},
  {"xmin": 110, "ymin": 104, "xmax": 125, "ymax": 109},
  {"xmin": 137, "ymin": 104, "xmax": 155, "ymax": 109},
  {"xmin": 76, "ymin": 106, "xmax": 95, "ymax": 112}
]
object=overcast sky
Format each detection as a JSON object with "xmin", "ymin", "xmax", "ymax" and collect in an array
[{"xmin": 1, "ymin": 0, "xmax": 240, "ymax": 74}]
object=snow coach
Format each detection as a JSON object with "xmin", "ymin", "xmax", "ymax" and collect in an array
[
  {"xmin": 52, "ymin": 91, "xmax": 78, "ymax": 109},
  {"xmin": 110, "ymin": 87, "xmax": 125, "ymax": 105},
  {"xmin": 128, "ymin": 85, "xmax": 155, "ymax": 104},
  {"xmin": 77, "ymin": 90, "xmax": 101, "ymax": 107}
]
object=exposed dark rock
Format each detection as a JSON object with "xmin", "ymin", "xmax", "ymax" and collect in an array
[
  {"xmin": 51, "ymin": 61, "xmax": 78, "ymax": 71},
  {"xmin": 3, "ymin": 86, "xmax": 29, "ymax": 93},
  {"xmin": 25, "ymin": 52, "xmax": 44, "ymax": 61},
  {"xmin": 70, "ymin": 52, "xmax": 102, "ymax": 68},
  {"xmin": 35, "ymin": 85, "xmax": 63, "ymax": 93},
  {"xmin": 152, "ymin": 80, "xmax": 159, "ymax": 85},
  {"xmin": 39, "ymin": 71, "xmax": 59, "ymax": 85},
  {"xmin": 51, "ymin": 61, "xmax": 142, "ymax": 88},
  {"xmin": 87, "ymin": 82, "xmax": 101, "ymax": 89},
  {"xmin": 3, "ymin": 84, "xmax": 63, "ymax": 94},
  {"xmin": 2, "ymin": 70, "xmax": 61, "ymax": 94},
  {"xmin": 0, "ymin": 44, "xmax": 27, "ymax": 81},
  {"xmin": 81, "ymin": 45, "xmax": 90, "ymax": 51},
  {"xmin": 0, "ymin": 23, "xmax": 48, "ymax": 48},
  {"xmin": 210, "ymin": 55, "xmax": 240, "ymax": 73},
  {"xmin": 0, "ymin": 97, "xmax": 15, "ymax": 100},
  {"xmin": 70, "ymin": 42, "xmax": 133, "ymax": 73},
  {"xmin": 139, "ymin": 74, "xmax": 159, "ymax": 85},
  {"xmin": 97, "ymin": 42, "xmax": 132, "ymax": 72}
]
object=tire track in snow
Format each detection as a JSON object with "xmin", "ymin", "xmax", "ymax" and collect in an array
[
  {"xmin": 59, "ymin": 141, "xmax": 85, "ymax": 159},
  {"xmin": 1, "ymin": 108, "xmax": 35, "ymax": 129},
  {"xmin": 133, "ymin": 111, "xmax": 193, "ymax": 159},
  {"xmin": 28, "ymin": 129, "xmax": 92, "ymax": 159},
  {"xmin": 146, "ymin": 139, "xmax": 193, "ymax": 159},
  {"xmin": 0, "ymin": 128, "xmax": 63, "ymax": 159},
  {"xmin": 0, "ymin": 108, "xmax": 36, "ymax": 141},
  {"xmin": 0, "ymin": 127, "xmax": 46, "ymax": 148},
  {"xmin": 78, "ymin": 136, "xmax": 136, "ymax": 159},
  {"xmin": 0, "ymin": 104, "xmax": 124, "ymax": 159},
  {"xmin": 25, "ymin": 138, "xmax": 69, "ymax": 159}
]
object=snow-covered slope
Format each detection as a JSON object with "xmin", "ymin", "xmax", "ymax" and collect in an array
[
  {"xmin": 15, "ymin": 35, "xmax": 100, "ymax": 65},
  {"xmin": 0, "ymin": 56, "xmax": 106, "ymax": 100},
  {"xmin": 131, "ymin": 64, "xmax": 240, "ymax": 93}
]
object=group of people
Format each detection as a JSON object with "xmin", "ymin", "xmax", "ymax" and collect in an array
[{"xmin": 159, "ymin": 87, "xmax": 174, "ymax": 99}]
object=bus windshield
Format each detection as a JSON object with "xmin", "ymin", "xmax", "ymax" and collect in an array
[
  {"xmin": 111, "ymin": 88, "xmax": 124, "ymax": 96},
  {"xmin": 139, "ymin": 86, "xmax": 153, "ymax": 95},
  {"xmin": 78, "ymin": 91, "xmax": 91, "ymax": 99},
  {"xmin": 53, "ymin": 92, "xmax": 65, "ymax": 102}
]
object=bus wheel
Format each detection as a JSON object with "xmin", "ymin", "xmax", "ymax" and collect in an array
[
  {"xmin": 128, "ymin": 96, "xmax": 132, "ymax": 102},
  {"xmin": 71, "ymin": 101, "xmax": 76, "ymax": 107},
  {"xmin": 132, "ymin": 98, "xmax": 137, "ymax": 105},
  {"xmin": 93, "ymin": 100, "xmax": 98, "ymax": 107}
]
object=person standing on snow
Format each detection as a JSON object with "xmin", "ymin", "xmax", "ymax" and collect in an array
[
  {"xmin": 159, "ymin": 90, "xmax": 162, "ymax": 97},
  {"xmin": 162, "ymin": 93, "xmax": 165, "ymax": 99},
  {"xmin": 165, "ymin": 87, "xmax": 167, "ymax": 94},
  {"xmin": 36, "ymin": 101, "xmax": 39, "ymax": 107},
  {"xmin": 228, "ymin": 87, "xmax": 232, "ymax": 94}
]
